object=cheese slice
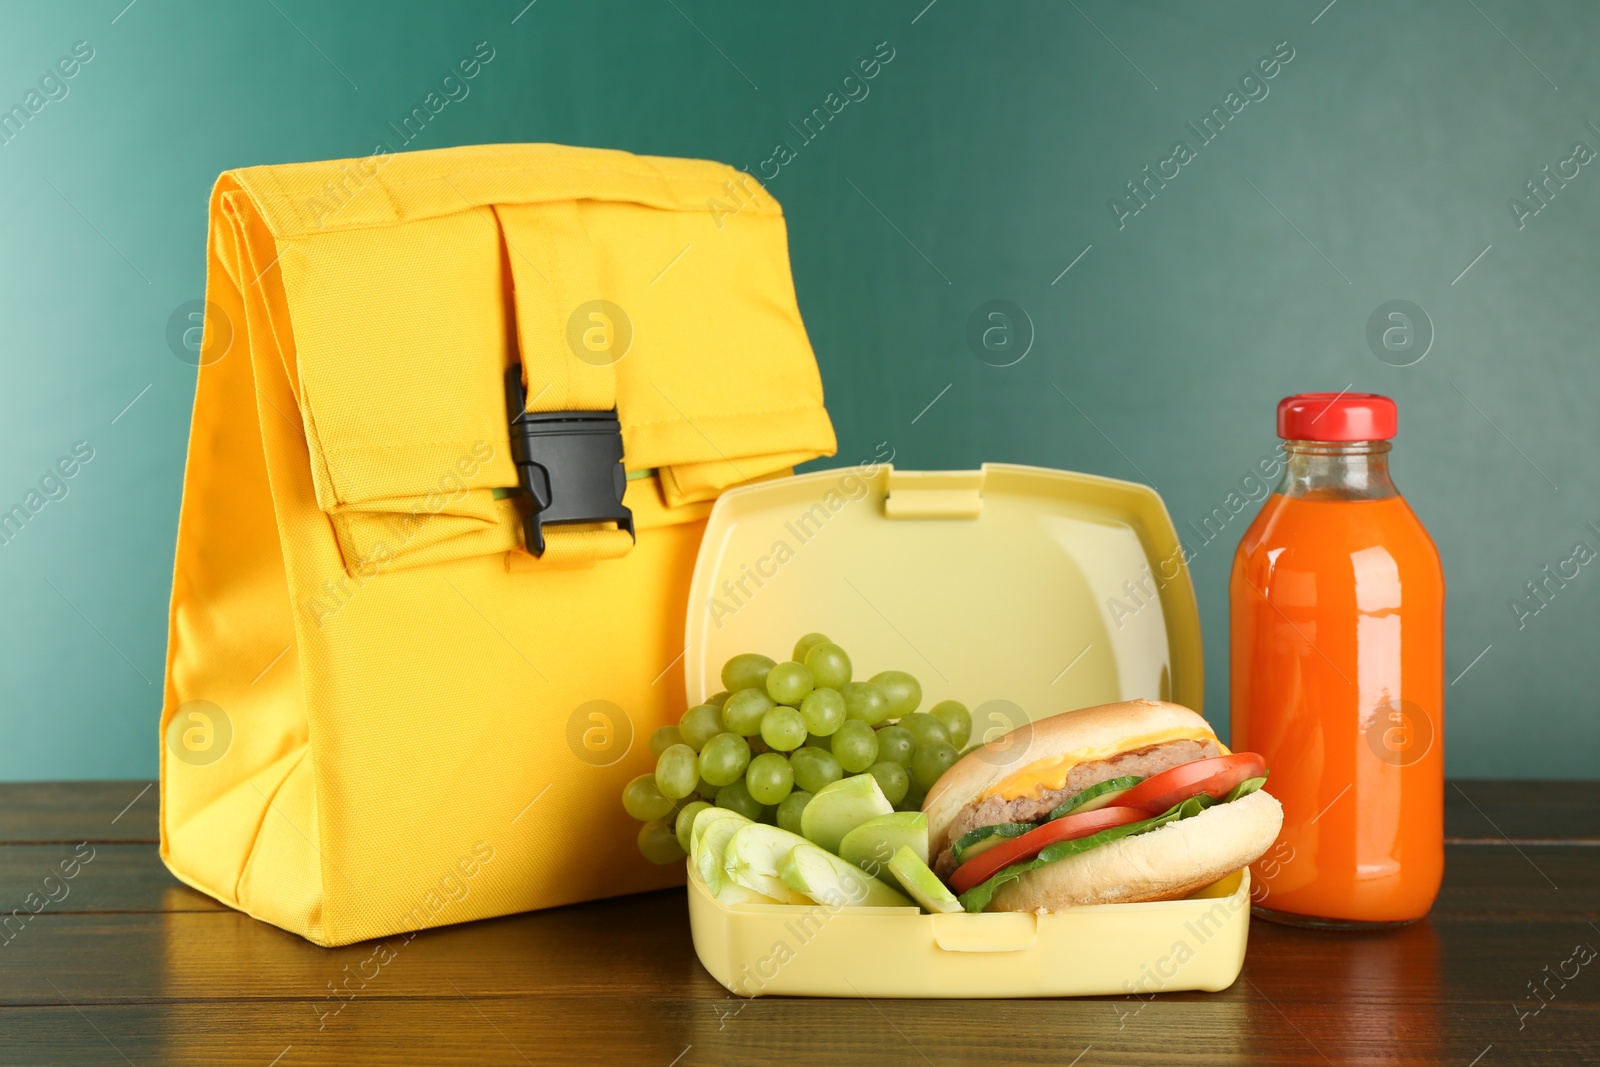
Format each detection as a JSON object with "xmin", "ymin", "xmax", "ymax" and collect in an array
[{"xmin": 981, "ymin": 727, "xmax": 1226, "ymax": 801}]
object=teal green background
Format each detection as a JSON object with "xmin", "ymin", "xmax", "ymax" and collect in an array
[{"xmin": 1, "ymin": 1, "xmax": 1594, "ymax": 779}]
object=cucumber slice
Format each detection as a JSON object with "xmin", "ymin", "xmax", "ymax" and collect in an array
[
  {"xmin": 1047, "ymin": 775, "xmax": 1144, "ymax": 820},
  {"xmin": 887, "ymin": 846, "xmax": 962, "ymax": 914},
  {"xmin": 839, "ymin": 811, "xmax": 929, "ymax": 877},
  {"xmin": 800, "ymin": 774, "xmax": 894, "ymax": 854},
  {"xmin": 950, "ymin": 822, "xmax": 1034, "ymax": 866},
  {"xmin": 722, "ymin": 823, "xmax": 814, "ymax": 904},
  {"xmin": 778, "ymin": 842, "xmax": 914, "ymax": 908}
]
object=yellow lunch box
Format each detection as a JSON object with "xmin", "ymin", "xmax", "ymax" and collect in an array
[{"xmin": 681, "ymin": 461, "xmax": 1252, "ymax": 998}]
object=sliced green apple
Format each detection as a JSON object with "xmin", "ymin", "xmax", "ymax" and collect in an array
[
  {"xmin": 778, "ymin": 842, "xmax": 914, "ymax": 909},
  {"xmin": 800, "ymin": 774, "xmax": 894, "ymax": 854},
  {"xmin": 721, "ymin": 823, "xmax": 813, "ymax": 905},
  {"xmin": 887, "ymin": 845, "xmax": 962, "ymax": 914},
  {"xmin": 694, "ymin": 810, "xmax": 751, "ymax": 899},
  {"xmin": 838, "ymin": 811, "xmax": 929, "ymax": 877}
]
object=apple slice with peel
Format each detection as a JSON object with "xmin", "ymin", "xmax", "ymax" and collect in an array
[
  {"xmin": 694, "ymin": 810, "xmax": 751, "ymax": 899},
  {"xmin": 687, "ymin": 848, "xmax": 783, "ymax": 905},
  {"xmin": 800, "ymin": 774, "xmax": 894, "ymax": 854},
  {"xmin": 887, "ymin": 845, "xmax": 962, "ymax": 914},
  {"xmin": 691, "ymin": 806, "xmax": 747, "ymax": 856},
  {"xmin": 838, "ymin": 811, "xmax": 929, "ymax": 877},
  {"xmin": 779, "ymin": 843, "xmax": 914, "ymax": 909},
  {"xmin": 721, "ymin": 824, "xmax": 814, "ymax": 905},
  {"xmin": 713, "ymin": 882, "xmax": 786, "ymax": 905}
]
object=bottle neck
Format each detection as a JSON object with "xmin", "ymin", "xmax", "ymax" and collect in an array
[{"xmin": 1277, "ymin": 440, "xmax": 1398, "ymax": 501}]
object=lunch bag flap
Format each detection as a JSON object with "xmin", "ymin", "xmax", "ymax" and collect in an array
[{"xmin": 220, "ymin": 143, "xmax": 835, "ymax": 573}]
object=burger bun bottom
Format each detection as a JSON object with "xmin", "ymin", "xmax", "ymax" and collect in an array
[{"xmin": 986, "ymin": 790, "xmax": 1284, "ymax": 913}]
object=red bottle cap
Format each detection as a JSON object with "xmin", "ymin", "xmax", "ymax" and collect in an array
[{"xmin": 1277, "ymin": 393, "xmax": 1396, "ymax": 441}]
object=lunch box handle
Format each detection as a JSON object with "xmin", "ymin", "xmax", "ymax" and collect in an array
[{"xmin": 930, "ymin": 912, "xmax": 1038, "ymax": 953}]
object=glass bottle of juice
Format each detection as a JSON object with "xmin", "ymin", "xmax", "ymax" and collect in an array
[{"xmin": 1230, "ymin": 393, "xmax": 1444, "ymax": 927}]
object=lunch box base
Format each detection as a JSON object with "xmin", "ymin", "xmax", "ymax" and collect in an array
[{"xmin": 687, "ymin": 866, "xmax": 1251, "ymax": 999}]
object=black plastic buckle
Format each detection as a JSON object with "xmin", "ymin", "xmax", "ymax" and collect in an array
[{"xmin": 504, "ymin": 364, "xmax": 634, "ymax": 556}]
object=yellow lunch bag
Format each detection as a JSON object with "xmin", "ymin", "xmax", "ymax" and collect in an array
[{"xmin": 159, "ymin": 143, "xmax": 836, "ymax": 946}]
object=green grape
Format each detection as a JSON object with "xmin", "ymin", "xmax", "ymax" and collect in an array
[
  {"xmin": 706, "ymin": 690, "xmax": 731, "ymax": 707},
  {"xmin": 901, "ymin": 712, "xmax": 951, "ymax": 749},
  {"xmin": 766, "ymin": 661, "xmax": 814, "ymax": 705},
  {"xmin": 911, "ymin": 741, "xmax": 959, "ymax": 791},
  {"xmin": 654, "ymin": 743, "xmax": 699, "ymax": 799},
  {"xmin": 805, "ymin": 732, "xmax": 835, "ymax": 749},
  {"xmin": 722, "ymin": 688, "xmax": 775, "ymax": 735},
  {"xmin": 799, "ymin": 687, "xmax": 846, "ymax": 736},
  {"xmin": 758, "ymin": 805, "xmax": 779, "ymax": 825},
  {"xmin": 698, "ymin": 732, "xmax": 751, "ymax": 787},
  {"xmin": 760, "ymin": 706, "xmax": 807, "ymax": 751},
  {"xmin": 747, "ymin": 735, "xmax": 770, "ymax": 756},
  {"xmin": 721, "ymin": 653, "xmax": 776, "ymax": 693},
  {"xmin": 804, "ymin": 642, "xmax": 852, "ymax": 689},
  {"xmin": 896, "ymin": 782, "xmax": 927, "ymax": 813},
  {"xmin": 696, "ymin": 776, "xmax": 720, "ymax": 800},
  {"xmin": 792, "ymin": 632, "xmax": 832, "ymax": 663},
  {"xmin": 871, "ymin": 670, "xmax": 922, "ymax": 718},
  {"xmin": 874, "ymin": 724, "xmax": 915, "ymax": 767},
  {"xmin": 832, "ymin": 720, "xmax": 879, "ymax": 773},
  {"xmin": 650, "ymin": 725, "xmax": 683, "ymax": 757},
  {"xmin": 638, "ymin": 817, "xmax": 686, "ymax": 864},
  {"xmin": 791, "ymin": 746, "xmax": 843, "ymax": 793},
  {"xmin": 776, "ymin": 790, "xmax": 813, "ymax": 835},
  {"xmin": 715, "ymin": 778, "xmax": 764, "ymax": 820},
  {"xmin": 746, "ymin": 752, "xmax": 795, "ymax": 805},
  {"xmin": 622, "ymin": 774, "xmax": 676, "ymax": 821},
  {"xmin": 929, "ymin": 700, "xmax": 972, "ymax": 749},
  {"xmin": 675, "ymin": 800, "xmax": 712, "ymax": 852},
  {"xmin": 866, "ymin": 761, "xmax": 910, "ymax": 805},
  {"xmin": 679, "ymin": 704, "xmax": 726, "ymax": 750},
  {"xmin": 841, "ymin": 681, "xmax": 889, "ymax": 727}
]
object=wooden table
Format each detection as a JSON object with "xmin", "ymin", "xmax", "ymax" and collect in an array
[{"xmin": 1, "ymin": 781, "xmax": 1595, "ymax": 1066}]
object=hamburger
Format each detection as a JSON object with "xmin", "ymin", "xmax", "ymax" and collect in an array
[{"xmin": 924, "ymin": 699, "xmax": 1282, "ymax": 913}]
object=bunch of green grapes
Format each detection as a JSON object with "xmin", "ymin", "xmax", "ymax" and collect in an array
[{"xmin": 624, "ymin": 632, "xmax": 973, "ymax": 863}]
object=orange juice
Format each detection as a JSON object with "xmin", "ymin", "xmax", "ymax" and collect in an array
[{"xmin": 1230, "ymin": 394, "xmax": 1444, "ymax": 926}]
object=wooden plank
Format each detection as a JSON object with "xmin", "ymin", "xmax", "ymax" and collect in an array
[
  {"xmin": 0, "ymin": 968, "xmax": 1593, "ymax": 1067},
  {"xmin": 0, "ymin": 897, "xmax": 703, "ymax": 1006},
  {"xmin": 1446, "ymin": 779, "xmax": 1600, "ymax": 843},
  {"xmin": 0, "ymin": 844, "xmax": 223, "ymax": 915},
  {"xmin": 0, "ymin": 772, "xmax": 1590, "ymax": 1067},
  {"xmin": 4, "ymin": 852, "xmax": 1598, "ymax": 1004},
  {"xmin": 1434, "ymin": 845, "xmax": 1600, "ymax": 922},
  {"xmin": 8, "ymin": 778, "xmax": 1589, "ymax": 845},
  {"xmin": 0, "ymin": 781, "xmax": 157, "ymax": 844},
  {"xmin": 2, "ymin": 842, "xmax": 1590, "ymax": 923}
]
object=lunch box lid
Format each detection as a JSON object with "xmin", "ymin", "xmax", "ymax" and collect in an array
[{"xmin": 684, "ymin": 462, "xmax": 1204, "ymax": 728}]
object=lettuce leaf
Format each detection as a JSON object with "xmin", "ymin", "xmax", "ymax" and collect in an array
[
  {"xmin": 956, "ymin": 775, "xmax": 1268, "ymax": 913},
  {"xmin": 1223, "ymin": 776, "xmax": 1267, "ymax": 803}
]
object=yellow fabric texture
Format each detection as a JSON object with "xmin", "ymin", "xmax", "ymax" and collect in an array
[{"xmin": 160, "ymin": 143, "xmax": 836, "ymax": 946}]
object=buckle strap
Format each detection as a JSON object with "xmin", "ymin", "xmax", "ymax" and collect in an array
[
  {"xmin": 493, "ymin": 200, "xmax": 633, "ymax": 560},
  {"xmin": 504, "ymin": 365, "xmax": 634, "ymax": 556}
]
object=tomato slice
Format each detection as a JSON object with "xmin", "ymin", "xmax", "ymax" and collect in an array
[
  {"xmin": 1117, "ymin": 753, "xmax": 1267, "ymax": 815},
  {"xmin": 949, "ymin": 805, "xmax": 1149, "ymax": 895}
]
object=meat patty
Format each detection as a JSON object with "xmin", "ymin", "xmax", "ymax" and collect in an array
[{"xmin": 933, "ymin": 738, "xmax": 1221, "ymax": 877}]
